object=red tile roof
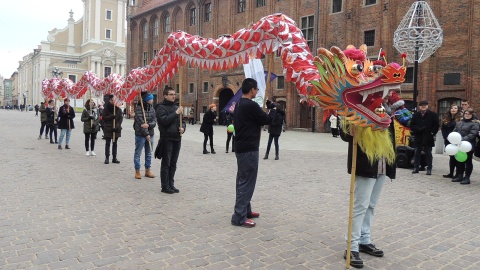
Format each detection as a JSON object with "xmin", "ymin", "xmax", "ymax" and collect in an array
[{"xmin": 132, "ymin": 0, "xmax": 176, "ymax": 17}]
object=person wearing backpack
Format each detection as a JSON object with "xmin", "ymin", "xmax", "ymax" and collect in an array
[{"xmin": 263, "ymin": 103, "xmax": 285, "ymax": 160}]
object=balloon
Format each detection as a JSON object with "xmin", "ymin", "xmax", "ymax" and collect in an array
[
  {"xmin": 445, "ymin": 144, "xmax": 459, "ymax": 155},
  {"xmin": 458, "ymin": 141, "xmax": 472, "ymax": 152},
  {"xmin": 227, "ymin": 124, "xmax": 235, "ymax": 133},
  {"xmin": 455, "ymin": 151, "xmax": 468, "ymax": 162},
  {"xmin": 447, "ymin": 132, "xmax": 462, "ymax": 145}
]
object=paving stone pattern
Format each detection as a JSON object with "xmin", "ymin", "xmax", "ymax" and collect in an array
[{"xmin": 1, "ymin": 110, "xmax": 479, "ymax": 269}]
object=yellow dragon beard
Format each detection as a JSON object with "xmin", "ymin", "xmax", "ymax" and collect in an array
[{"xmin": 341, "ymin": 120, "xmax": 396, "ymax": 165}]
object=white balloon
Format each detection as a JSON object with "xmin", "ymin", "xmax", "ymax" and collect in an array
[
  {"xmin": 445, "ymin": 144, "xmax": 459, "ymax": 155},
  {"xmin": 459, "ymin": 141, "xmax": 472, "ymax": 152},
  {"xmin": 447, "ymin": 132, "xmax": 462, "ymax": 145}
]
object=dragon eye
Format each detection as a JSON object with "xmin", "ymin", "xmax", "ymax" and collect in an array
[
  {"xmin": 393, "ymin": 73, "xmax": 401, "ymax": 78},
  {"xmin": 350, "ymin": 64, "xmax": 363, "ymax": 75}
]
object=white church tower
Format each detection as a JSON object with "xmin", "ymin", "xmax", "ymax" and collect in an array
[{"xmin": 17, "ymin": 0, "xmax": 127, "ymax": 106}]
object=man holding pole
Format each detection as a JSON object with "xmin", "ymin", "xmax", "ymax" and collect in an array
[
  {"xmin": 230, "ymin": 78, "xmax": 276, "ymax": 228},
  {"xmin": 156, "ymin": 86, "xmax": 185, "ymax": 194},
  {"xmin": 133, "ymin": 92, "xmax": 157, "ymax": 179},
  {"xmin": 340, "ymin": 120, "xmax": 396, "ymax": 268},
  {"xmin": 103, "ymin": 94, "xmax": 123, "ymax": 164}
]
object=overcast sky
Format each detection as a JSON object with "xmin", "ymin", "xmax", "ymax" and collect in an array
[{"xmin": 0, "ymin": 0, "xmax": 84, "ymax": 78}]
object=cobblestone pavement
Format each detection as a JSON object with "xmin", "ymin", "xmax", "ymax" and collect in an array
[{"xmin": 1, "ymin": 110, "xmax": 479, "ymax": 270}]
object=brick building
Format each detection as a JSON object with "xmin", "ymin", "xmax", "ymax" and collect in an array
[{"xmin": 127, "ymin": 0, "xmax": 480, "ymax": 131}]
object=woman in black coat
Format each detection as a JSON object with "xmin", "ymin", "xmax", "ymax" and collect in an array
[
  {"xmin": 263, "ymin": 104, "xmax": 285, "ymax": 160},
  {"xmin": 451, "ymin": 108, "xmax": 479, "ymax": 184},
  {"xmin": 441, "ymin": 104, "xmax": 461, "ymax": 178},
  {"xmin": 200, "ymin": 104, "xmax": 217, "ymax": 154}
]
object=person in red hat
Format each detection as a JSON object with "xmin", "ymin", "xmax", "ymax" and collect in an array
[{"xmin": 200, "ymin": 103, "xmax": 217, "ymax": 154}]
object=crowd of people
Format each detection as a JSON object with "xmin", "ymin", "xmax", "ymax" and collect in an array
[{"xmin": 32, "ymin": 79, "xmax": 480, "ymax": 269}]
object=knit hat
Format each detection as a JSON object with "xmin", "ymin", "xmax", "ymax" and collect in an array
[
  {"xmin": 143, "ymin": 93, "xmax": 154, "ymax": 102},
  {"xmin": 388, "ymin": 91, "xmax": 405, "ymax": 111}
]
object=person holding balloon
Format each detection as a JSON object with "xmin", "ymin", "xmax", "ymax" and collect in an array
[
  {"xmin": 441, "ymin": 104, "xmax": 462, "ymax": 178},
  {"xmin": 450, "ymin": 108, "xmax": 479, "ymax": 184},
  {"xmin": 226, "ymin": 112, "xmax": 235, "ymax": 153}
]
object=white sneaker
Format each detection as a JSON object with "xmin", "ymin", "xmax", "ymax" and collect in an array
[
  {"xmin": 86, "ymin": 151, "xmax": 90, "ymax": 156},
  {"xmin": 90, "ymin": 151, "xmax": 96, "ymax": 156}
]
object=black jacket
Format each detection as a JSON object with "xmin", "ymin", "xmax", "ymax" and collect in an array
[
  {"xmin": 441, "ymin": 117, "xmax": 459, "ymax": 146},
  {"xmin": 134, "ymin": 102, "xmax": 157, "ymax": 136},
  {"xmin": 268, "ymin": 110, "xmax": 285, "ymax": 136},
  {"xmin": 156, "ymin": 100, "xmax": 186, "ymax": 141},
  {"xmin": 410, "ymin": 110, "xmax": 439, "ymax": 147},
  {"xmin": 102, "ymin": 102, "xmax": 123, "ymax": 138},
  {"xmin": 233, "ymin": 98, "xmax": 276, "ymax": 153},
  {"xmin": 46, "ymin": 107, "xmax": 56, "ymax": 126},
  {"xmin": 200, "ymin": 110, "xmax": 216, "ymax": 135},
  {"xmin": 57, "ymin": 105, "xmax": 75, "ymax": 130},
  {"xmin": 340, "ymin": 124, "xmax": 396, "ymax": 179}
]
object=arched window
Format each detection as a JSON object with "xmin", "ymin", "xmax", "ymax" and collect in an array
[
  {"xmin": 143, "ymin": 23, "xmax": 148, "ymax": 39},
  {"xmin": 165, "ymin": 14, "xmax": 170, "ymax": 32},
  {"xmin": 153, "ymin": 18, "xmax": 159, "ymax": 37}
]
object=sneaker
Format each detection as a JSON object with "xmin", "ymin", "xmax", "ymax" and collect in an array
[
  {"xmin": 359, "ymin": 243, "xmax": 384, "ymax": 257},
  {"xmin": 58, "ymin": 145, "xmax": 62, "ymax": 150},
  {"xmin": 90, "ymin": 151, "xmax": 96, "ymax": 156},
  {"xmin": 344, "ymin": 251, "xmax": 363, "ymax": 268},
  {"xmin": 38, "ymin": 135, "xmax": 41, "ymax": 140},
  {"xmin": 86, "ymin": 151, "xmax": 90, "ymax": 156},
  {"xmin": 45, "ymin": 136, "xmax": 49, "ymax": 140},
  {"xmin": 65, "ymin": 145, "xmax": 70, "ymax": 149}
]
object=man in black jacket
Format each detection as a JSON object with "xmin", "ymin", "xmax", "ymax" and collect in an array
[
  {"xmin": 231, "ymin": 78, "xmax": 276, "ymax": 228},
  {"xmin": 410, "ymin": 101, "xmax": 439, "ymax": 175},
  {"xmin": 156, "ymin": 86, "xmax": 185, "ymax": 194}
]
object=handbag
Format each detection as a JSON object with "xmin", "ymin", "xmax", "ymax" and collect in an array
[{"xmin": 154, "ymin": 138, "xmax": 163, "ymax": 159}]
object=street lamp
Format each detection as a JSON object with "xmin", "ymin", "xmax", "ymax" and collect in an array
[
  {"xmin": 393, "ymin": 0, "xmax": 443, "ymax": 110},
  {"xmin": 52, "ymin": 67, "xmax": 63, "ymax": 78}
]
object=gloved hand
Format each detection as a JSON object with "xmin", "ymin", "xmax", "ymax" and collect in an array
[
  {"xmin": 89, "ymin": 115, "xmax": 94, "ymax": 120},
  {"xmin": 112, "ymin": 128, "xmax": 118, "ymax": 133},
  {"xmin": 67, "ymin": 115, "xmax": 71, "ymax": 119}
]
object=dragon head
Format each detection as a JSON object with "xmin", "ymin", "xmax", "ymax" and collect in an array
[{"xmin": 309, "ymin": 45, "xmax": 406, "ymax": 131}]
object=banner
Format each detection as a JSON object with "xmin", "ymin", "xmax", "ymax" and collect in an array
[
  {"xmin": 244, "ymin": 59, "xmax": 266, "ymax": 108},
  {"xmin": 222, "ymin": 71, "xmax": 277, "ymax": 114}
]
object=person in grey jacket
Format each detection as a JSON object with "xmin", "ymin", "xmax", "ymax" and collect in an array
[
  {"xmin": 451, "ymin": 108, "xmax": 479, "ymax": 184},
  {"xmin": 134, "ymin": 92, "xmax": 157, "ymax": 179},
  {"xmin": 156, "ymin": 86, "xmax": 185, "ymax": 194}
]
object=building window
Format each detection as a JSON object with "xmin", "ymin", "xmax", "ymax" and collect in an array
[
  {"xmin": 204, "ymin": 3, "xmax": 212, "ymax": 22},
  {"xmin": 189, "ymin": 83, "xmax": 194, "ymax": 94},
  {"xmin": 364, "ymin": 30, "xmax": 375, "ymax": 46},
  {"xmin": 106, "ymin": 10, "xmax": 112, "ymax": 20},
  {"xmin": 165, "ymin": 14, "xmax": 170, "ymax": 32},
  {"xmin": 105, "ymin": 29, "xmax": 112, "ymax": 39},
  {"xmin": 444, "ymin": 73, "xmax": 461, "ymax": 85},
  {"xmin": 365, "ymin": 0, "xmax": 376, "ymax": 5},
  {"xmin": 190, "ymin": 7, "xmax": 196, "ymax": 26},
  {"xmin": 202, "ymin": 106, "xmax": 207, "ymax": 113},
  {"xmin": 301, "ymin": 16, "xmax": 314, "ymax": 50},
  {"xmin": 153, "ymin": 49, "xmax": 158, "ymax": 58},
  {"xmin": 256, "ymin": 0, "xmax": 266, "ymax": 7},
  {"xmin": 143, "ymin": 52, "xmax": 147, "ymax": 66},
  {"xmin": 332, "ymin": 0, "xmax": 342, "ymax": 13},
  {"xmin": 104, "ymin": 67, "xmax": 112, "ymax": 78},
  {"xmin": 203, "ymin": 82, "xmax": 209, "ymax": 93},
  {"xmin": 404, "ymin": 67, "xmax": 413, "ymax": 83},
  {"xmin": 153, "ymin": 18, "xmax": 159, "ymax": 37},
  {"xmin": 277, "ymin": 76, "xmax": 285, "ymax": 89},
  {"xmin": 238, "ymin": 0, "xmax": 246, "ymax": 13},
  {"xmin": 68, "ymin": 75, "xmax": 77, "ymax": 83},
  {"xmin": 143, "ymin": 24, "xmax": 148, "ymax": 39}
]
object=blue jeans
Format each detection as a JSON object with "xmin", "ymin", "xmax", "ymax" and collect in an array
[
  {"xmin": 346, "ymin": 175, "xmax": 386, "ymax": 252},
  {"xmin": 58, "ymin": 129, "xmax": 72, "ymax": 145},
  {"xmin": 231, "ymin": 150, "xmax": 259, "ymax": 225},
  {"xmin": 134, "ymin": 135, "xmax": 154, "ymax": 170}
]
